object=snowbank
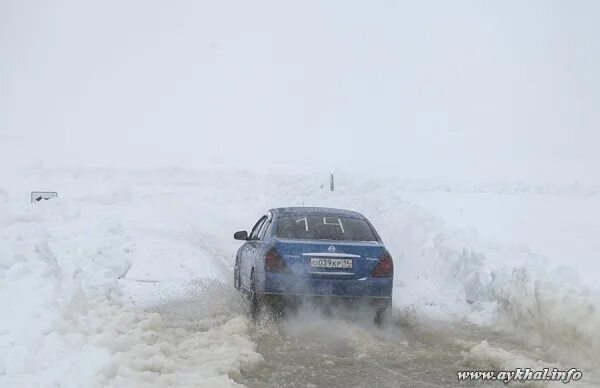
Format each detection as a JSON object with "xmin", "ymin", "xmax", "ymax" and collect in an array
[
  {"xmin": 495, "ymin": 271, "xmax": 600, "ymax": 365},
  {"xmin": 0, "ymin": 199, "xmax": 127, "ymax": 385},
  {"xmin": 353, "ymin": 186, "xmax": 600, "ymax": 366},
  {"xmin": 0, "ymin": 191, "xmax": 261, "ymax": 387}
]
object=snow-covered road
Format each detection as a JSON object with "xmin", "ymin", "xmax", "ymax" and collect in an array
[
  {"xmin": 142, "ymin": 281, "xmax": 593, "ymax": 388},
  {"xmin": 151, "ymin": 291, "xmax": 518, "ymax": 388},
  {"xmin": 2, "ymin": 168, "xmax": 599, "ymax": 387}
]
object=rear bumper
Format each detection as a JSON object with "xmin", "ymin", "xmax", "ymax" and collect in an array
[
  {"xmin": 258, "ymin": 271, "xmax": 393, "ymax": 299},
  {"xmin": 259, "ymin": 293, "xmax": 392, "ymax": 309}
]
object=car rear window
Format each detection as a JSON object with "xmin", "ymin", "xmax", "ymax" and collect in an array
[{"xmin": 276, "ymin": 216, "xmax": 378, "ymax": 241}]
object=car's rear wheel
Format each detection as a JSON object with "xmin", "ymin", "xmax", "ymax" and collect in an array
[
  {"xmin": 233, "ymin": 258, "xmax": 241, "ymax": 290},
  {"xmin": 374, "ymin": 307, "xmax": 389, "ymax": 326},
  {"xmin": 249, "ymin": 271, "xmax": 261, "ymax": 320},
  {"xmin": 374, "ymin": 302, "xmax": 392, "ymax": 326}
]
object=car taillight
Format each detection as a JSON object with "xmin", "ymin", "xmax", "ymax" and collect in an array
[
  {"xmin": 265, "ymin": 248, "xmax": 289, "ymax": 273},
  {"xmin": 371, "ymin": 251, "xmax": 394, "ymax": 277}
]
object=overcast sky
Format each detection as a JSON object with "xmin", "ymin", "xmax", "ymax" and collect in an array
[{"xmin": 2, "ymin": 0, "xmax": 599, "ymax": 181}]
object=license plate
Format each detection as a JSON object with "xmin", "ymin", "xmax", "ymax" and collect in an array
[{"xmin": 310, "ymin": 258, "xmax": 353, "ymax": 269}]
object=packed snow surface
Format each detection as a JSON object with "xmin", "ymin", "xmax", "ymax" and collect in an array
[{"xmin": 1, "ymin": 167, "xmax": 598, "ymax": 386}]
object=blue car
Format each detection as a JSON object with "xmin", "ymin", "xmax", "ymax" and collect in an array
[{"xmin": 233, "ymin": 207, "xmax": 393, "ymax": 323}]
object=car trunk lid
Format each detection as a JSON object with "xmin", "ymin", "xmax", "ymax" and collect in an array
[{"xmin": 273, "ymin": 239, "xmax": 386, "ymax": 280}]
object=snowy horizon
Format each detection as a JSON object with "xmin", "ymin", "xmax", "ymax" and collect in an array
[{"xmin": 2, "ymin": 1, "xmax": 600, "ymax": 182}]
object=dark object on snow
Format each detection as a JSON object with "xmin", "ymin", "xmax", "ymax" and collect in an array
[{"xmin": 31, "ymin": 191, "xmax": 58, "ymax": 203}]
